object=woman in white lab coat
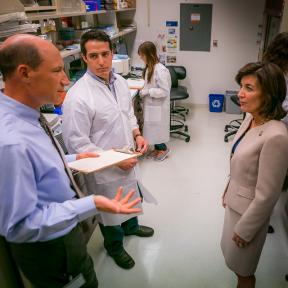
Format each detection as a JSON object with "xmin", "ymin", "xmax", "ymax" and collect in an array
[{"xmin": 138, "ymin": 41, "xmax": 171, "ymax": 161}]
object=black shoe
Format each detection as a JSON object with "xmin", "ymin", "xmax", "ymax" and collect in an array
[
  {"xmin": 268, "ymin": 225, "xmax": 275, "ymax": 234},
  {"xmin": 125, "ymin": 225, "xmax": 154, "ymax": 237},
  {"xmin": 111, "ymin": 249, "xmax": 135, "ymax": 269}
]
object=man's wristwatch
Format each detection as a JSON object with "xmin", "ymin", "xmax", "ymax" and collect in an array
[{"xmin": 134, "ymin": 134, "xmax": 142, "ymax": 140}]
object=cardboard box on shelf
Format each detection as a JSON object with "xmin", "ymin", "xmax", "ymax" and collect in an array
[{"xmin": 126, "ymin": 0, "xmax": 136, "ymax": 8}]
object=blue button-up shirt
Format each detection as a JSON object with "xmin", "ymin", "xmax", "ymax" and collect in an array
[
  {"xmin": 87, "ymin": 69, "xmax": 117, "ymax": 101},
  {"xmin": 0, "ymin": 92, "xmax": 97, "ymax": 243}
]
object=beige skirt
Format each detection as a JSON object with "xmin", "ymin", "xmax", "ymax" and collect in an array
[{"xmin": 221, "ymin": 206, "xmax": 269, "ymax": 276}]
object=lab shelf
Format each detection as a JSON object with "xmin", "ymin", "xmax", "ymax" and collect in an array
[
  {"xmin": 114, "ymin": 8, "xmax": 136, "ymax": 12},
  {"xmin": 59, "ymin": 27, "xmax": 136, "ymax": 59},
  {"xmin": 110, "ymin": 27, "xmax": 137, "ymax": 40},
  {"xmin": 24, "ymin": 6, "xmax": 57, "ymax": 12},
  {"xmin": 60, "ymin": 45, "xmax": 81, "ymax": 59},
  {"xmin": 27, "ymin": 9, "xmax": 106, "ymax": 21},
  {"xmin": 0, "ymin": 0, "xmax": 137, "ymax": 59}
]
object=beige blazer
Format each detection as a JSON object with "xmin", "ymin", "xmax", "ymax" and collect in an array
[{"xmin": 223, "ymin": 113, "xmax": 288, "ymax": 242}]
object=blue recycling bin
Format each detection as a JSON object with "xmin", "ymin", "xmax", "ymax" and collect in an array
[{"xmin": 209, "ymin": 94, "xmax": 224, "ymax": 112}]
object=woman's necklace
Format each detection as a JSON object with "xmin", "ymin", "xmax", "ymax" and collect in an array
[{"xmin": 252, "ymin": 117, "xmax": 268, "ymax": 127}]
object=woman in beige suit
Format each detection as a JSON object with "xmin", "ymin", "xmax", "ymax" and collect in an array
[{"xmin": 221, "ymin": 62, "xmax": 288, "ymax": 288}]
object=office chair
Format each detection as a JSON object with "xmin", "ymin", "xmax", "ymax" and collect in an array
[
  {"xmin": 171, "ymin": 66, "xmax": 190, "ymax": 120},
  {"xmin": 166, "ymin": 66, "xmax": 189, "ymax": 121},
  {"xmin": 166, "ymin": 65, "xmax": 190, "ymax": 142},
  {"xmin": 224, "ymin": 95, "xmax": 243, "ymax": 142}
]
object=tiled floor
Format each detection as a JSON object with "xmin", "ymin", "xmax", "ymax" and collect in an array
[{"xmin": 87, "ymin": 106, "xmax": 288, "ymax": 288}]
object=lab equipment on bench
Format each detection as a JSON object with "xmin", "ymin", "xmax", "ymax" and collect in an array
[{"xmin": 112, "ymin": 54, "xmax": 130, "ymax": 76}]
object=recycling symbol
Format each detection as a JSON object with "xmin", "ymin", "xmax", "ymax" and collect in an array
[{"xmin": 212, "ymin": 99, "xmax": 221, "ymax": 108}]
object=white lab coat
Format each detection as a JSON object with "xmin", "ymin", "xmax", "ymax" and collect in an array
[
  {"xmin": 62, "ymin": 72, "xmax": 156, "ymax": 226},
  {"xmin": 142, "ymin": 63, "xmax": 171, "ymax": 145}
]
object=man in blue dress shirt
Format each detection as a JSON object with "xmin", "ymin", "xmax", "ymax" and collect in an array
[{"xmin": 0, "ymin": 34, "xmax": 141, "ymax": 288}]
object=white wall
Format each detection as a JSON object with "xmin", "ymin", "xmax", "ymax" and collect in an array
[
  {"xmin": 132, "ymin": 0, "xmax": 265, "ymax": 104},
  {"xmin": 281, "ymin": 0, "xmax": 288, "ymax": 32}
]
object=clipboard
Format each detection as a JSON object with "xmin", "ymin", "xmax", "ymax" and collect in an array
[{"xmin": 68, "ymin": 149, "xmax": 141, "ymax": 174}]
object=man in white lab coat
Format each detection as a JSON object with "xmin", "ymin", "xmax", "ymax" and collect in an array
[{"xmin": 62, "ymin": 30, "xmax": 155, "ymax": 269}]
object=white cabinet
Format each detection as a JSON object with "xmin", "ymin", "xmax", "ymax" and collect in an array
[{"xmin": 0, "ymin": 0, "xmax": 136, "ymax": 59}]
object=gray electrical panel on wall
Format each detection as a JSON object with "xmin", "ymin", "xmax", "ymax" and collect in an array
[{"xmin": 180, "ymin": 3, "xmax": 213, "ymax": 51}]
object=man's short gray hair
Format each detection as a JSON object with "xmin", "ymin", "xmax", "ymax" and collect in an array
[{"xmin": 0, "ymin": 41, "xmax": 43, "ymax": 80}]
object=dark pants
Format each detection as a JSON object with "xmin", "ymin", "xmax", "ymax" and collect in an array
[
  {"xmin": 154, "ymin": 143, "xmax": 167, "ymax": 151},
  {"xmin": 9, "ymin": 225, "xmax": 98, "ymax": 288},
  {"xmin": 99, "ymin": 217, "xmax": 139, "ymax": 256}
]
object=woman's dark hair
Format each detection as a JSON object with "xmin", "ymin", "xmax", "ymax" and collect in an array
[
  {"xmin": 0, "ymin": 42, "xmax": 43, "ymax": 81},
  {"xmin": 80, "ymin": 30, "xmax": 112, "ymax": 56},
  {"xmin": 138, "ymin": 41, "xmax": 159, "ymax": 83},
  {"xmin": 263, "ymin": 32, "xmax": 288, "ymax": 73},
  {"xmin": 235, "ymin": 62, "xmax": 286, "ymax": 120}
]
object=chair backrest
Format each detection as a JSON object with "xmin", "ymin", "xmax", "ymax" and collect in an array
[
  {"xmin": 172, "ymin": 66, "xmax": 186, "ymax": 80},
  {"xmin": 231, "ymin": 95, "xmax": 240, "ymax": 106},
  {"xmin": 166, "ymin": 66, "xmax": 179, "ymax": 88}
]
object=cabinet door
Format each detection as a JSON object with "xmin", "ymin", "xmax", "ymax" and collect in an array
[{"xmin": 180, "ymin": 3, "xmax": 213, "ymax": 52}]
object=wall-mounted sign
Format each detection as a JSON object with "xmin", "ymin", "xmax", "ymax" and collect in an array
[{"xmin": 191, "ymin": 13, "xmax": 201, "ymax": 24}]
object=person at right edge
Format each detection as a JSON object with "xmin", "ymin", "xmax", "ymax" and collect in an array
[
  {"xmin": 262, "ymin": 31, "xmax": 288, "ymax": 125},
  {"xmin": 138, "ymin": 41, "xmax": 171, "ymax": 161},
  {"xmin": 221, "ymin": 62, "xmax": 288, "ymax": 288}
]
